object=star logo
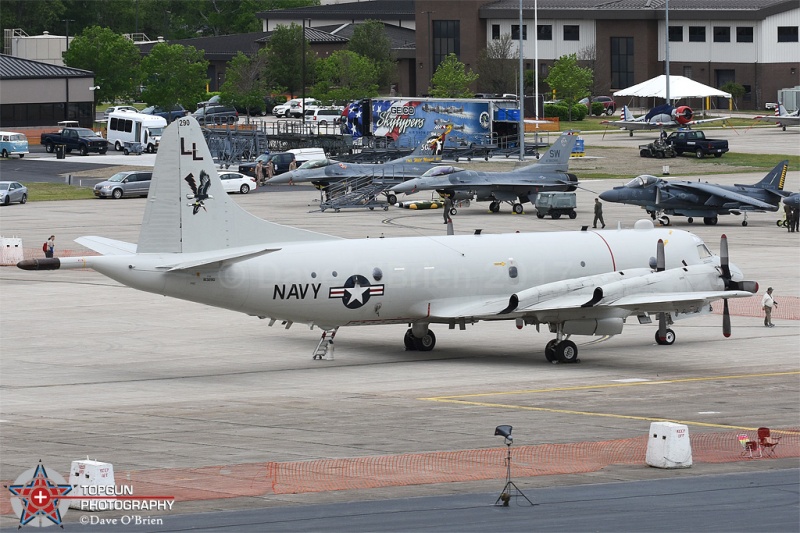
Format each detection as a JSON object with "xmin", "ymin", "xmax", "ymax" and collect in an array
[
  {"xmin": 329, "ymin": 275, "xmax": 384, "ymax": 309},
  {"xmin": 7, "ymin": 461, "xmax": 73, "ymax": 528}
]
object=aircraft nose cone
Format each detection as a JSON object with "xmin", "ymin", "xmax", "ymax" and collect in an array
[
  {"xmin": 599, "ymin": 189, "xmax": 620, "ymax": 202},
  {"xmin": 392, "ymin": 180, "xmax": 418, "ymax": 194}
]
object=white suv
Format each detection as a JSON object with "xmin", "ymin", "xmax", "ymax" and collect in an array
[
  {"xmin": 304, "ymin": 107, "xmax": 344, "ymax": 125},
  {"xmin": 272, "ymin": 99, "xmax": 299, "ymax": 118}
]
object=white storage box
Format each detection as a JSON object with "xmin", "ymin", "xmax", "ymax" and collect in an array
[
  {"xmin": 645, "ymin": 422, "xmax": 693, "ymax": 469},
  {"xmin": 68, "ymin": 459, "xmax": 116, "ymax": 510},
  {"xmin": 0, "ymin": 237, "xmax": 23, "ymax": 265}
]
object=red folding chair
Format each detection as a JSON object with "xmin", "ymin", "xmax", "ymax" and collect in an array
[{"xmin": 757, "ymin": 427, "xmax": 781, "ymax": 457}]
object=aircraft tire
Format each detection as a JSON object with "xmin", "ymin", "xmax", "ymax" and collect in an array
[
  {"xmin": 687, "ymin": 217, "xmax": 694, "ymax": 223},
  {"xmin": 403, "ymin": 329, "xmax": 417, "ymax": 351},
  {"xmin": 513, "ymin": 204, "xmax": 523, "ymax": 214},
  {"xmin": 386, "ymin": 194, "xmax": 397, "ymax": 205},
  {"xmin": 413, "ymin": 330, "xmax": 436, "ymax": 352},
  {"xmin": 655, "ymin": 328, "xmax": 676, "ymax": 345},
  {"xmin": 544, "ymin": 340, "xmax": 558, "ymax": 363},
  {"xmin": 489, "ymin": 202, "xmax": 500, "ymax": 213},
  {"xmin": 450, "ymin": 208, "xmax": 457, "ymax": 216},
  {"xmin": 742, "ymin": 220, "xmax": 748, "ymax": 227},
  {"xmin": 556, "ymin": 340, "xmax": 579, "ymax": 363}
]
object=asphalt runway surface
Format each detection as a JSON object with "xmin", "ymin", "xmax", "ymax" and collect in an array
[{"xmin": 1, "ymin": 126, "xmax": 798, "ymax": 532}]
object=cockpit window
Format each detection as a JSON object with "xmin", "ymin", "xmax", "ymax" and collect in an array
[
  {"xmin": 625, "ymin": 175, "xmax": 658, "ymax": 188},
  {"xmin": 421, "ymin": 165, "xmax": 463, "ymax": 178},
  {"xmin": 697, "ymin": 244, "xmax": 712, "ymax": 259},
  {"xmin": 298, "ymin": 158, "xmax": 333, "ymax": 169}
]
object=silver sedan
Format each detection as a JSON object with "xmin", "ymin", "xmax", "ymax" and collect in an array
[{"xmin": 0, "ymin": 181, "xmax": 28, "ymax": 205}]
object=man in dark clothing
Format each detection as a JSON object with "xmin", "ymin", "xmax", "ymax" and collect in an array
[{"xmin": 593, "ymin": 198, "xmax": 605, "ymax": 228}]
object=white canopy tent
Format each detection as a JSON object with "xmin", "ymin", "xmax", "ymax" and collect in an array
[{"xmin": 614, "ymin": 75, "xmax": 731, "ymax": 100}]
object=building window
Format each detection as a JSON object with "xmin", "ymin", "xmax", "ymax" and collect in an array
[
  {"xmin": 433, "ymin": 20, "xmax": 460, "ymax": 69},
  {"xmin": 683, "ymin": 66, "xmax": 693, "ymax": 78},
  {"xmin": 537, "ymin": 24, "xmax": 552, "ymax": 41},
  {"xmin": 492, "ymin": 24, "xmax": 500, "ymax": 40},
  {"xmin": 563, "ymin": 25, "xmax": 579, "ymax": 41},
  {"xmin": 713, "ymin": 27, "xmax": 730, "ymax": 42},
  {"xmin": 689, "ymin": 26, "xmax": 706, "ymax": 42},
  {"xmin": 736, "ymin": 27, "xmax": 753, "ymax": 43},
  {"xmin": 511, "ymin": 24, "xmax": 527, "ymax": 40},
  {"xmin": 668, "ymin": 26, "xmax": 683, "ymax": 42},
  {"xmin": 778, "ymin": 26, "xmax": 799, "ymax": 42},
  {"xmin": 610, "ymin": 37, "xmax": 634, "ymax": 89}
]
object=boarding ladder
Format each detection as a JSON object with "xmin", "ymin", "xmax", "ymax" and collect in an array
[
  {"xmin": 317, "ymin": 176, "xmax": 389, "ymax": 212},
  {"xmin": 312, "ymin": 328, "xmax": 338, "ymax": 360}
]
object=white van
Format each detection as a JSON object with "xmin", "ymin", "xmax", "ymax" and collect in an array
[{"xmin": 106, "ymin": 111, "xmax": 168, "ymax": 153}]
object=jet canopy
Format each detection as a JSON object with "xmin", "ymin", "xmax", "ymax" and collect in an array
[
  {"xmin": 420, "ymin": 165, "xmax": 464, "ymax": 178},
  {"xmin": 297, "ymin": 158, "xmax": 335, "ymax": 170},
  {"xmin": 626, "ymin": 175, "xmax": 660, "ymax": 188}
]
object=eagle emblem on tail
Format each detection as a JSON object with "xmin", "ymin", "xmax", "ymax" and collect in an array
[{"xmin": 185, "ymin": 171, "xmax": 212, "ymax": 214}]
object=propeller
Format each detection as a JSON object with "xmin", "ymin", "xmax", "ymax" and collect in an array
[
  {"xmin": 655, "ymin": 239, "xmax": 668, "ymax": 342},
  {"xmin": 717, "ymin": 234, "xmax": 758, "ymax": 338}
]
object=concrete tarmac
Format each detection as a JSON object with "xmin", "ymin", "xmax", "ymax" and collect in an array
[{"xmin": 1, "ymin": 134, "xmax": 799, "ymax": 531}]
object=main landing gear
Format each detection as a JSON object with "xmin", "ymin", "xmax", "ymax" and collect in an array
[
  {"xmin": 404, "ymin": 324, "xmax": 437, "ymax": 351},
  {"xmin": 544, "ymin": 324, "xmax": 580, "ymax": 364},
  {"xmin": 489, "ymin": 201, "xmax": 525, "ymax": 214}
]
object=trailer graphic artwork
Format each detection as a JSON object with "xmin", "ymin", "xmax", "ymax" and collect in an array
[{"xmin": 343, "ymin": 98, "xmax": 509, "ymax": 150}]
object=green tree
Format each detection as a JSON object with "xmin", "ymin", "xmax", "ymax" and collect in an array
[
  {"xmin": 428, "ymin": 53, "xmax": 479, "ymax": 98},
  {"xmin": 0, "ymin": 0, "xmax": 66, "ymax": 49},
  {"xmin": 263, "ymin": 23, "xmax": 316, "ymax": 97},
  {"xmin": 62, "ymin": 25, "xmax": 142, "ymax": 105},
  {"xmin": 220, "ymin": 50, "xmax": 270, "ymax": 121},
  {"xmin": 721, "ymin": 81, "xmax": 745, "ymax": 110},
  {"xmin": 347, "ymin": 20, "xmax": 395, "ymax": 89},
  {"xmin": 313, "ymin": 50, "xmax": 378, "ymax": 102},
  {"xmin": 543, "ymin": 54, "xmax": 593, "ymax": 120},
  {"xmin": 140, "ymin": 42, "xmax": 209, "ymax": 111},
  {"xmin": 477, "ymin": 33, "xmax": 517, "ymax": 95}
]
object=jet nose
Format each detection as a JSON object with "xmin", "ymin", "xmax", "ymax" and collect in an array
[
  {"xmin": 267, "ymin": 171, "xmax": 292, "ymax": 185},
  {"xmin": 392, "ymin": 179, "xmax": 419, "ymax": 194},
  {"xmin": 599, "ymin": 189, "xmax": 620, "ymax": 202}
]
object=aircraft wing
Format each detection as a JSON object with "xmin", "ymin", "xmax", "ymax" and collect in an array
[
  {"xmin": 673, "ymin": 182, "xmax": 776, "ymax": 209},
  {"xmin": 595, "ymin": 290, "xmax": 754, "ymax": 314},
  {"xmin": 754, "ymin": 116, "xmax": 800, "ymax": 125},
  {"xmin": 688, "ymin": 116, "xmax": 729, "ymax": 126},
  {"xmin": 601, "ymin": 120, "xmax": 657, "ymax": 130}
]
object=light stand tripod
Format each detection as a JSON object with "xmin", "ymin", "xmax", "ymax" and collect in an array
[{"xmin": 494, "ymin": 436, "xmax": 533, "ymax": 506}]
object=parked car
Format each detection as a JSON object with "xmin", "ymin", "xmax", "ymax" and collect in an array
[
  {"xmin": 196, "ymin": 95, "xmax": 221, "ymax": 109},
  {"xmin": 141, "ymin": 105, "xmax": 188, "ymax": 123},
  {"xmin": 304, "ymin": 107, "xmax": 344, "ymax": 126},
  {"xmin": 0, "ymin": 181, "xmax": 28, "ymax": 205},
  {"xmin": 0, "ymin": 131, "xmax": 29, "ymax": 158},
  {"xmin": 289, "ymin": 98, "xmax": 320, "ymax": 118},
  {"xmin": 41, "ymin": 127, "xmax": 107, "ymax": 155},
  {"xmin": 103, "ymin": 106, "xmax": 137, "ymax": 119},
  {"xmin": 579, "ymin": 96, "xmax": 616, "ymax": 116},
  {"xmin": 272, "ymin": 98, "xmax": 299, "ymax": 118},
  {"xmin": 192, "ymin": 105, "xmax": 238, "ymax": 125},
  {"xmin": 93, "ymin": 171, "xmax": 152, "ymax": 199},
  {"xmin": 219, "ymin": 171, "xmax": 257, "ymax": 194}
]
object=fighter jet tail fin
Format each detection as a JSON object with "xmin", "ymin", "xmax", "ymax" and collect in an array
[
  {"xmin": 137, "ymin": 117, "xmax": 339, "ymax": 254},
  {"xmin": 750, "ymin": 160, "xmax": 789, "ymax": 191},
  {"xmin": 530, "ymin": 132, "xmax": 579, "ymax": 171},
  {"xmin": 622, "ymin": 105, "xmax": 636, "ymax": 121}
]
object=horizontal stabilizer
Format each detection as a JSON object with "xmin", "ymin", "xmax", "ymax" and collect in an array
[
  {"xmin": 75, "ymin": 236, "xmax": 136, "ymax": 256},
  {"xmin": 158, "ymin": 247, "xmax": 281, "ymax": 271}
]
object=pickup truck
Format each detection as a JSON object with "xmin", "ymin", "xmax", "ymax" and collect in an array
[
  {"xmin": 41, "ymin": 127, "xmax": 108, "ymax": 155},
  {"xmin": 665, "ymin": 130, "xmax": 728, "ymax": 159}
]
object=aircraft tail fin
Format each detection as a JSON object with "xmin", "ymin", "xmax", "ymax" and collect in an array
[
  {"xmin": 751, "ymin": 160, "xmax": 789, "ymax": 191},
  {"xmin": 137, "ymin": 117, "xmax": 339, "ymax": 254},
  {"xmin": 391, "ymin": 124, "xmax": 452, "ymax": 164},
  {"xmin": 622, "ymin": 105, "xmax": 635, "ymax": 121},
  {"xmin": 527, "ymin": 132, "xmax": 579, "ymax": 171},
  {"xmin": 776, "ymin": 103, "xmax": 787, "ymax": 117}
]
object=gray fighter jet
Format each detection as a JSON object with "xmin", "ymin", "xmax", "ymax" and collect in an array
[
  {"xmin": 599, "ymin": 161, "xmax": 791, "ymax": 226},
  {"xmin": 390, "ymin": 132, "xmax": 579, "ymax": 214},
  {"xmin": 266, "ymin": 126, "xmax": 452, "ymax": 200}
]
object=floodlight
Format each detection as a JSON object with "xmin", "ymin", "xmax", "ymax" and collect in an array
[{"xmin": 493, "ymin": 424, "xmax": 532, "ymax": 506}]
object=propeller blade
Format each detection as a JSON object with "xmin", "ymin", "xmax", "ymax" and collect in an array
[
  {"xmin": 720, "ymin": 234, "xmax": 731, "ymax": 280},
  {"xmin": 657, "ymin": 239, "xmax": 665, "ymax": 272},
  {"xmin": 722, "ymin": 299, "xmax": 731, "ymax": 338}
]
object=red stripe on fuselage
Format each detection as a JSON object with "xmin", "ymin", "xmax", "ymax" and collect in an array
[{"xmin": 592, "ymin": 231, "xmax": 616, "ymax": 271}]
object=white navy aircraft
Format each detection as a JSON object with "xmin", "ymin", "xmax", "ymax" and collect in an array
[{"xmin": 18, "ymin": 117, "xmax": 758, "ymax": 364}]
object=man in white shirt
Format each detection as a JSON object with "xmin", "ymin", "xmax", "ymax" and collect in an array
[{"xmin": 761, "ymin": 287, "xmax": 777, "ymax": 327}]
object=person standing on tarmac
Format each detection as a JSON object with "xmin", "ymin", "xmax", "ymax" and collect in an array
[{"xmin": 762, "ymin": 287, "xmax": 777, "ymax": 327}]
